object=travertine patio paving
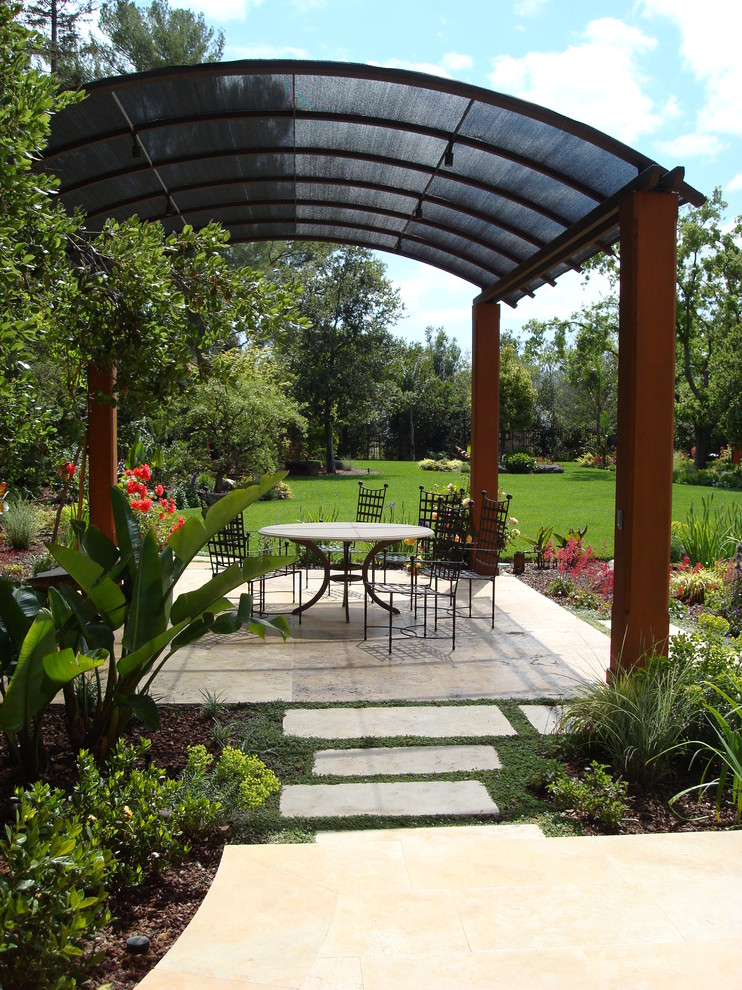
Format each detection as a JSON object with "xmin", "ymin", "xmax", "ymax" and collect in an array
[
  {"xmin": 156, "ymin": 561, "xmax": 608, "ymax": 704},
  {"xmin": 136, "ymin": 827, "xmax": 742, "ymax": 990}
]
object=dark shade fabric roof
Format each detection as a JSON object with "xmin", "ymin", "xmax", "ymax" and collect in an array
[{"xmin": 40, "ymin": 60, "xmax": 704, "ymax": 307}]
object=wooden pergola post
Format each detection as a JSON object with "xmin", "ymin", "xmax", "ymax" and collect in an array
[
  {"xmin": 610, "ymin": 190, "xmax": 678, "ymax": 676},
  {"xmin": 87, "ymin": 364, "xmax": 117, "ymax": 542},
  {"xmin": 470, "ymin": 301, "xmax": 500, "ymax": 537}
]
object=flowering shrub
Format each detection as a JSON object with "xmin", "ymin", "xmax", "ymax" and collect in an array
[
  {"xmin": 119, "ymin": 463, "xmax": 185, "ymax": 549},
  {"xmin": 547, "ymin": 537, "xmax": 614, "ymax": 602},
  {"xmin": 669, "ymin": 556, "xmax": 721, "ymax": 604}
]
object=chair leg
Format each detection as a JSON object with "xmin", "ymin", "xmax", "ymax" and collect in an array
[
  {"xmin": 364, "ymin": 588, "xmax": 368, "ymax": 641},
  {"xmin": 388, "ymin": 590, "xmax": 393, "ymax": 653},
  {"xmin": 452, "ymin": 589, "xmax": 456, "ymax": 651},
  {"xmin": 469, "ymin": 579, "xmax": 472, "ymax": 618},
  {"xmin": 491, "ymin": 574, "xmax": 496, "ymax": 628}
]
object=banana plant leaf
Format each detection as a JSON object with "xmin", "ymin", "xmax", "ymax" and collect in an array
[
  {"xmin": 0, "ymin": 612, "xmax": 58, "ymax": 732},
  {"xmin": 121, "ymin": 528, "xmax": 167, "ymax": 654},
  {"xmin": 43, "ymin": 647, "xmax": 107, "ymax": 684},
  {"xmin": 48, "ymin": 544, "xmax": 128, "ymax": 629}
]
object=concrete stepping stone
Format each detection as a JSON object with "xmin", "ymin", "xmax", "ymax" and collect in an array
[
  {"xmin": 283, "ymin": 705, "xmax": 517, "ymax": 740},
  {"xmin": 313, "ymin": 745, "xmax": 501, "ymax": 777},
  {"xmin": 280, "ymin": 781, "xmax": 500, "ymax": 818},
  {"xmin": 518, "ymin": 704, "xmax": 564, "ymax": 735}
]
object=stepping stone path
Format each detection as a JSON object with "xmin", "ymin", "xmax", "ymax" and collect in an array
[{"xmin": 280, "ymin": 705, "xmax": 526, "ymax": 821}]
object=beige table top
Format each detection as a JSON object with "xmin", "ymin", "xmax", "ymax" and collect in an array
[{"xmin": 259, "ymin": 522, "xmax": 433, "ymax": 542}]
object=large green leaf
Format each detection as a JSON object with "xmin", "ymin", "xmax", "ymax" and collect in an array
[
  {"xmin": 0, "ymin": 613, "xmax": 58, "ymax": 732},
  {"xmin": 111, "ymin": 486, "xmax": 143, "ymax": 573},
  {"xmin": 80, "ymin": 522, "xmax": 120, "ymax": 572},
  {"xmin": 122, "ymin": 528, "xmax": 166, "ymax": 654},
  {"xmin": 0, "ymin": 580, "xmax": 35, "ymax": 655},
  {"xmin": 166, "ymin": 515, "xmax": 208, "ymax": 566},
  {"xmin": 122, "ymin": 692, "xmax": 160, "ymax": 730},
  {"xmin": 170, "ymin": 563, "xmax": 245, "ymax": 624},
  {"xmin": 117, "ymin": 619, "xmax": 189, "ymax": 677},
  {"xmin": 48, "ymin": 544, "xmax": 128, "ymax": 628},
  {"xmin": 43, "ymin": 648, "xmax": 107, "ymax": 684}
]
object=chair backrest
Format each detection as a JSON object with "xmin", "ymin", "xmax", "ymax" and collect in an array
[
  {"xmin": 424, "ymin": 535, "xmax": 466, "ymax": 589},
  {"xmin": 199, "ymin": 491, "xmax": 250, "ymax": 575},
  {"xmin": 416, "ymin": 485, "xmax": 470, "ymax": 560},
  {"xmin": 356, "ymin": 481, "xmax": 388, "ymax": 523},
  {"xmin": 473, "ymin": 491, "xmax": 511, "ymax": 570}
]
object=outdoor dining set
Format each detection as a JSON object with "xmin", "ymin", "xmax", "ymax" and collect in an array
[{"xmin": 200, "ymin": 482, "xmax": 512, "ymax": 652}]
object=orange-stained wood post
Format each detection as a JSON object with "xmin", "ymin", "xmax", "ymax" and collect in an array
[
  {"xmin": 470, "ymin": 300, "xmax": 500, "ymax": 548},
  {"xmin": 610, "ymin": 190, "xmax": 678, "ymax": 677},
  {"xmin": 87, "ymin": 364, "xmax": 117, "ymax": 542}
]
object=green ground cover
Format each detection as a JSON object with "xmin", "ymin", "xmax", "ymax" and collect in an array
[{"xmin": 186, "ymin": 461, "xmax": 742, "ymax": 561}]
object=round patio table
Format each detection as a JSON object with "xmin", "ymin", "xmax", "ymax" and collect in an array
[{"xmin": 258, "ymin": 522, "xmax": 433, "ymax": 622}]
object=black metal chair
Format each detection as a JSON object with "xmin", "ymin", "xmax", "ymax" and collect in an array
[
  {"xmin": 199, "ymin": 490, "xmax": 297, "ymax": 616},
  {"xmin": 322, "ymin": 481, "xmax": 389, "ymax": 597},
  {"xmin": 199, "ymin": 491, "xmax": 250, "ymax": 577},
  {"xmin": 458, "ymin": 491, "xmax": 512, "ymax": 628},
  {"xmin": 412, "ymin": 533, "xmax": 466, "ymax": 650},
  {"xmin": 381, "ymin": 484, "xmax": 465, "ymax": 580}
]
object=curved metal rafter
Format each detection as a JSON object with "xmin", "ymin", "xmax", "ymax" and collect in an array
[{"xmin": 40, "ymin": 58, "xmax": 705, "ymax": 306}]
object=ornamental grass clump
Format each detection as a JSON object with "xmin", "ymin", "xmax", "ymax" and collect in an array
[
  {"xmin": 0, "ymin": 495, "xmax": 39, "ymax": 550},
  {"xmin": 560, "ymin": 653, "xmax": 701, "ymax": 788}
]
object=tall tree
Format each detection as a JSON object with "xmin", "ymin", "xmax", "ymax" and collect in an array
[
  {"xmin": 270, "ymin": 245, "xmax": 404, "ymax": 473},
  {"xmin": 0, "ymin": 1, "xmax": 83, "ymax": 486},
  {"xmin": 22, "ymin": 0, "xmax": 98, "ymax": 87},
  {"xmin": 675, "ymin": 189, "xmax": 742, "ymax": 466},
  {"xmin": 90, "ymin": 0, "xmax": 224, "ymax": 76},
  {"xmin": 499, "ymin": 341, "xmax": 536, "ymax": 450}
]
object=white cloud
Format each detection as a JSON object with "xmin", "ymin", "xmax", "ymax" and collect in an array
[
  {"xmin": 514, "ymin": 0, "xmax": 548, "ymax": 16},
  {"xmin": 226, "ymin": 43, "xmax": 309, "ymax": 59},
  {"xmin": 657, "ymin": 132, "xmax": 725, "ymax": 160},
  {"xmin": 184, "ymin": 0, "xmax": 262, "ymax": 22},
  {"xmin": 640, "ymin": 0, "xmax": 742, "ymax": 138},
  {"xmin": 488, "ymin": 17, "xmax": 662, "ymax": 145},
  {"xmin": 727, "ymin": 173, "xmax": 742, "ymax": 192},
  {"xmin": 442, "ymin": 52, "xmax": 473, "ymax": 72}
]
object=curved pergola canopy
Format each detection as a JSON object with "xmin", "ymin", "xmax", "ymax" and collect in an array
[{"xmin": 40, "ymin": 60, "xmax": 703, "ymax": 308}]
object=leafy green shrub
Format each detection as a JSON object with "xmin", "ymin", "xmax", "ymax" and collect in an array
[
  {"xmin": 259, "ymin": 480, "xmax": 293, "ymax": 500},
  {"xmin": 502, "ymin": 451, "xmax": 536, "ymax": 474},
  {"xmin": 0, "ymin": 782, "xmax": 111, "ymax": 990},
  {"xmin": 182, "ymin": 744, "xmax": 280, "ymax": 810},
  {"xmin": 417, "ymin": 458, "xmax": 463, "ymax": 472},
  {"xmin": 547, "ymin": 760, "xmax": 628, "ymax": 829},
  {"xmin": 697, "ymin": 613, "xmax": 731, "ymax": 638},
  {"xmin": 672, "ymin": 676, "xmax": 742, "ymax": 823},
  {"xmin": 560, "ymin": 654, "xmax": 702, "ymax": 787},
  {"xmin": 0, "ymin": 497, "xmax": 39, "ymax": 550},
  {"xmin": 73, "ymin": 740, "xmax": 200, "ymax": 889},
  {"xmin": 547, "ymin": 576, "xmax": 575, "ymax": 598},
  {"xmin": 670, "ymin": 522, "xmax": 686, "ymax": 563}
]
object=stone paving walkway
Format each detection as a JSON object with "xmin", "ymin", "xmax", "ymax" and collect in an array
[{"xmin": 137, "ymin": 827, "xmax": 742, "ymax": 990}]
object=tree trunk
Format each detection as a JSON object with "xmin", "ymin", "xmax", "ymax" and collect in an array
[
  {"xmin": 693, "ymin": 424, "xmax": 712, "ymax": 469},
  {"xmin": 325, "ymin": 408, "xmax": 336, "ymax": 474},
  {"xmin": 408, "ymin": 407, "xmax": 416, "ymax": 460}
]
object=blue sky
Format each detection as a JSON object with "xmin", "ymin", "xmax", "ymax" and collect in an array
[{"xmin": 180, "ymin": 0, "xmax": 742, "ymax": 352}]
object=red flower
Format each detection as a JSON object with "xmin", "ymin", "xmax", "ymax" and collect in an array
[
  {"xmin": 140, "ymin": 498, "xmax": 152, "ymax": 513},
  {"xmin": 60, "ymin": 462, "xmax": 76, "ymax": 478},
  {"xmin": 133, "ymin": 464, "xmax": 152, "ymax": 481},
  {"xmin": 127, "ymin": 479, "xmax": 138, "ymax": 494},
  {"xmin": 155, "ymin": 484, "xmax": 164, "ymax": 497}
]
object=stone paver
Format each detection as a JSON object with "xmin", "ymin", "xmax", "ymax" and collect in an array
[
  {"xmin": 283, "ymin": 704, "xmax": 517, "ymax": 739},
  {"xmin": 280, "ymin": 781, "xmax": 500, "ymax": 818},
  {"xmin": 135, "ymin": 830, "xmax": 742, "ymax": 990},
  {"xmin": 313, "ymin": 744, "xmax": 501, "ymax": 776},
  {"xmin": 518, "ymin": 704, "xmax": 564, "ymax": 734}
]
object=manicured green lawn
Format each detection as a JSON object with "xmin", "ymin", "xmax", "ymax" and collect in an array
[{"xmin": 188, "ymin": 460, "xmax": 742, "ymax": 561}]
